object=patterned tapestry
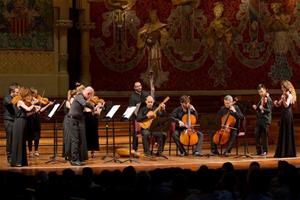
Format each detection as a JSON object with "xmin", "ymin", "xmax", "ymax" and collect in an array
[
  {"xmin": 90, "ymin": 0, "xmax": 300, "ymax": 91},
  {"xmin": 0, "ymin": 0, "xmax": 53, "ymax": 50}
]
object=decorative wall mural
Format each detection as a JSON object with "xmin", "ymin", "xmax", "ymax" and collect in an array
[
  {"xmin": 0, "ymin": 0, "xmax": 53, "ymax": 50},
  {"xmin": 164, "ymin": 0, "xmax": 208, "ymax": 72},
  {"xmin": 90, "ymin": 0, "xmax": 300, "ymax": 91},
  {"xmin": 91, "ymin": 0, "xmax": 143, "ymax": 72}
]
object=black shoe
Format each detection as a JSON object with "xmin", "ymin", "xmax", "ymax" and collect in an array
[
  {"xmin": 261, "ymin": 152, "xmax": 267, "ymax": 156},
  {"xmin": 193, "ymin": 151, "xmax": 203, "ymax": 157},
  {"xmin": 70, "ymin": 160, "xmax": 84, "ymax": 166},
  {"xmin": 179, "ymin": 151, "xmax": 187, "ymax": 157},
  {"xmin": 223, "ymin": 151, "xmax": 230, "ymax": 156},
  {"xmin": 210, "ymin": 151, "xmax": 219, "ymax": 156}
]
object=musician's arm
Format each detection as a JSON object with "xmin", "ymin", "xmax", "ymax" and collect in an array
[
  {"xmin": 264, "ymin": 98, "xmax": 272, "ymax": 114},
  {"xmin": 231, "ymin": 106, "xmax": 244, "ymax": 120},
  {"xmin": 136, "ymin": 107, "xmax": 148, "ymax": 122}
]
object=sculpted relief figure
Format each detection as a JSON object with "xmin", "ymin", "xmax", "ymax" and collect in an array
[
  {"xmin": 206, "ymin": 2, "xmax": 232, "ymax": 87},
  {"xmin": 266, "ymin": 2, "xmax": 293, "ymax": 82},
  {"xmin": 137, "ymin": 10, "xmax": 169, "ymax": 87}
]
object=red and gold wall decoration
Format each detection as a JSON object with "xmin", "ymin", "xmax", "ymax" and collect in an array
[{"xmin": 90, "ymin": 0, "xmax": 300, "ymax": 91}]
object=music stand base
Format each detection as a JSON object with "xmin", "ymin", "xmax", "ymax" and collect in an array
[
  {"xmin": 101, "ymin": 154, "xmax": 113, "ymax": 160},
  {"xmin": 122, "ymin": 157, "xmax": 140, "ymax": 163},
  {"xmin": 104, "ymin": 157, "xmax": 123, "ymax": 163},
  {"xmin": 234, "ymin": 154, "xmax": 253, "ymax": 159}
]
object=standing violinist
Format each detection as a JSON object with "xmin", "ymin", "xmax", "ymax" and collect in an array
[
  {"xmin": 3, "ymin": 82, "xmax": 20, "ymax": 163},
  {"xmin": 211, "ymin": 95, "xmax": 244, "ymax": 156},
  {"xmin": 26, "ymin": 88, "xmax": 53, "ymax": 158},
  {"xmin": 252, "ymin": 84, "xmax": 272, "ymax": 156},
  {"xmin": 170, "ymin": 95, "xmax": 203, "ymax": 156}
]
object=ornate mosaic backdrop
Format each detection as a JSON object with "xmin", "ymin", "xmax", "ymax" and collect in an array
[
  {"xmin": 0, "ymin": 0, "xmax": 53, "ymax": 50},
  {"xmin": 90, "ymin": 0, "xmax": 300, "ymax": 91}
]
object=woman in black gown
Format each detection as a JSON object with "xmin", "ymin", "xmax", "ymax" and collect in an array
[
  {"xmin": 84, "ymin": 97, "xmax": 104, "ymax": 158},
  {"xmin": 274, "ymin": 80, "xmax": 297, "ymax": 158},
  {"xmin": 11, "ymin": 87, "xmax": 39, "ymax": 167}
]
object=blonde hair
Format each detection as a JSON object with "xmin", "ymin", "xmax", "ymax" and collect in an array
[{"xmin": 281, "ymin": 80, "xmax": 297, "ymax": 104}]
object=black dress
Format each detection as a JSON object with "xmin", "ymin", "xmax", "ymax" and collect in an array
[
  {"xmin": 84, "ymin": 112, "xmax": 99, "ymax": 151},
  {"xmin": 274, "ymin": 105, "xmax": 296, "ymax": 157},
  {"xmin": 11, "ymin": 106, "xmax": 28, "ymax": 166}
]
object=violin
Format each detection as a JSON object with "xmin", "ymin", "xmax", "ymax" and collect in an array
[
  {"xmin": 213, "ymin": 100, "xmax": 237, "ymax": 145},
  {"xmin": 36, "ymin": 95, "xmax": 50, "ymax": 105},
  {"xmin": 11, "ymin": 95, "xmax": 22, "ymax": 105},
  {"xmin": 179, "ymin": 106, "xmax": 199, "ymax": 146},
  {"xmin": 89, "ymin": 96, "xmax": 105, "ymax": 106}
]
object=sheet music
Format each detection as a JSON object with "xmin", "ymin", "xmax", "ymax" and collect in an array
[
  {"xmin": 122, "ymin": 106, "xmax": 136, "ymax": 119},
  {"xmin": 106, "ymin": 105, "xmax": 120, "ymax": 118},
  {"xmin": 47, "ymin": 103, "xmax": 60, "ymax": 118}
]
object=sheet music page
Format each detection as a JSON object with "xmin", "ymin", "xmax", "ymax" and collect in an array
[
  {"xmin": 123, "ymin": 106, "xmax": 136, "ymax": 119},
  {"xmin": 48, "ymin": 103, "xmax": 60, "ymax": 118},
  {"xmin": 106, "ymin": 105, "xmax": 120, "ymax": 118}
]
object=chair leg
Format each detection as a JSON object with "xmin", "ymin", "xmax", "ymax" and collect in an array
[
  {"xmin": 169, "ymin": 133, "xmax": 172, "ymax": 156},
  {"xmin": 236, "ymin": 137, "xmax": 239, "ymax": 156}
]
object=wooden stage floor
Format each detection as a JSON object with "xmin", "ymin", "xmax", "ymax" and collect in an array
[{"xmin": 1, "ymin": 146, "xmax": 300, "ymax": 175}]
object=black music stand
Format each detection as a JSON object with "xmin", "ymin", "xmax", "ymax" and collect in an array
[
  {"xmin": 103, "ymin": 105, "xmax": 123, "ymax": 163},
  {"xmin": 121, "ymin": 106, "xmax": 139, "ymax": 163},
  {"xmin": 45, "ymin": 100, "xmax": 66, "ymax": 164}
]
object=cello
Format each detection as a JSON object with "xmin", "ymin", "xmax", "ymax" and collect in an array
[
  {"xmin": 213, "ymin": 101, "xmax": 238, "ymax": 145},
  {"xmin": 179, "ymin": 106, "xmax": 199, "ymax": 146}
]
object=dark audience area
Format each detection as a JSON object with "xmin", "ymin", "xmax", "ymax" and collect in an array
[{"xmin": 1, "ymin": 160, "xmax": 299, "ymax": 200}]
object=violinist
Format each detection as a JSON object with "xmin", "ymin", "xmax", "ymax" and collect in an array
[
  {"xmin": 84, "ymin": 96, "xmax": 105, "ymax": 158},
  {"xmin": 11, "ymin": 87, "xmax": 40, "ymax": 167},
  {"xmin": 27, "ymin": 88, "xmax": 53, "ymax": 157},
  {"xmin": 273, "ymin": 80, "xmax": 297, "ymax": 158},
  {"xmin": 170, "ymin": 95, "xmax": 203, "ymax": 156},
  {"xmin": 211, "ymin": 95, "xmax": 244, "ymax": 156},
  {"xmin": 136, "ymin": 95, "xmax": 166, "ymax": 157},
  {"xmin": 252, "ymin": 84, "xmax": 272, "ymax": 156},
  {"xmin": 3, "ymin": 82, "xmax": 20, "ymax": 163},
  {"xmin": 65, "ymin": 86, "xmax": 95, "ymax": 166}
]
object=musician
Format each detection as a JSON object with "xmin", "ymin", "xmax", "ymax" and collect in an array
[
  {"xmin": 84, "ymin": 97, "xmax": 104, "ymax": 159},
  {"xmin": 211, "ymin": 95, "xmax": 244, "ymax": 156},
  {"xmin": 136, "ymin": 95, "xmax": 166, "ymax": 156},
  {"xmin": 252, "ymin": 84, "xmax": 272, "ymax": 156},
  {"xmin": 170, "ymin": 95, "xmax": 203, "ymax": 156},
  {"xmin": 129, "ymin": 81, "xmax": 150, "ymax": 152},
  {"xmin": 274, "ymin": 80, "xmax": 297, "ymax": 158},
  {"xmin": 3, "ymin": 82, "xmax": 20, "ymax": 163},
  {"xmin": 65, "ymin": 86, "xmax": 95, "ymax": 166},
  {"xmin": 11, "ymin": 87, "xmax": 40, "ymax": 167},
  {"xmin": 26, "ymin": 88, "xmax": 53, "ymax": 157}
]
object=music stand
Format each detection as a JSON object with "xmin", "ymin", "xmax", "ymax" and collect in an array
[
  {"xmin": 103, "ymin": 105, "xmax": 123, "ymax": 163},
  {"xmin": 121, "ymin": 106, "xmax": 139, "ymax": 163},
  {"xmin": 45, "ymin": 100, "xmax": 66, "ymax": 164}
]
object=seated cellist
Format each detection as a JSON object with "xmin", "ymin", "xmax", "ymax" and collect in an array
[
  {"xmin": 210, "ymin": 95, "xmax": 244, "ymax": 156},
  {"xmin": 170, "ymin": 95, "xmax": 203, "ymax": 156}
]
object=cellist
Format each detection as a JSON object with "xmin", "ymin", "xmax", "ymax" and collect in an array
[
  {"xmin": 210, "ymin": 95, "xmax": 244, "ymax": 156},
  {"xmin": 170, "ymin": 95, "xmax": 203, "ymax": 156}
]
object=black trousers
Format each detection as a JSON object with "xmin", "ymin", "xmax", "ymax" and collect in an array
[
  {"xmin": 141, "ymin": 129, "xmax": 165, "ymax": 154},
  {"xmin": 172, "ymin": 130, "xmax": 203, "ymax": 154},
  {"xmin": 255, "ymin": 123, "xmax": 269, "ymax": 154},
  {"xmin": 4, "ymin": 119, "xmax": 14, "ymax": 160},
  {"xmin": 210, "ymin": 130, "xmax": 237, "ymax": 153},
  {"xmin": 68, "ymin": 118, "xmax": 88, "ymax": 162}
]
